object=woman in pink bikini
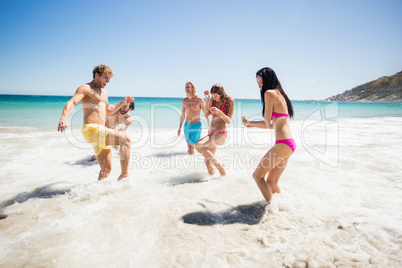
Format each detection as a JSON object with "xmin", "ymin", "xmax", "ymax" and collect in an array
[
  {"xmin": 242, "ymin": 67, "xmax": 295, "ymax": 203},
  {"xmin": 196, "ymin": 84, "xmax": 234, "ymax": 176}
]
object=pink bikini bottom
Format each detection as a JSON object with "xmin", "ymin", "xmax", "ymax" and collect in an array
[
  {"xmin": 208, "ymin": 129, "xmax": 228, "ymax": 137},
  {"xmin": 275, "ymin": 138, "xmax": 296, "ymax": 152}
]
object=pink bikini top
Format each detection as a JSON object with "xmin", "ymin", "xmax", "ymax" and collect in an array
[
  {"xmin": 271, "ymin": 111, "xmax": 289, "ymax": 119},
  {"xmin": 210, "ymin": 100, "xmax": 228, "ymax": 116}
]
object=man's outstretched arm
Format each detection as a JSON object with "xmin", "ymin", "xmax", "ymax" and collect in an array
[
  {"xmin": 58, "ymin": 86, "xmax": 87, "ymax": 132},
  {"xmin": 107, "ymin": 96, "xmax": 134, "ymax": 115}
]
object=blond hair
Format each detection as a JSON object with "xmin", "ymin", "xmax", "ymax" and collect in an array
[{"xmin": 186, "ymin": 81, "xmax": 198, "ymax": 97}]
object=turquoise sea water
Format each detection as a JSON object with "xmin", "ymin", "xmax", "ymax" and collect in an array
[
  {"xmin": 0, "ymin": 94, "xmax": 401, "ymax": 130},
  {"xmin": 1, "ymin": 94, "xmax": 402, "ymax": 266}
]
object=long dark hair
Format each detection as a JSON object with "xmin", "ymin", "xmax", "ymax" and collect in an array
[
  {"xmin": 210, "ymin": 84, "xmax": 232, "ymax": 113},
  {"xmin": 256, "ymin": 67, "xmax": 294, "ymax": 118}
]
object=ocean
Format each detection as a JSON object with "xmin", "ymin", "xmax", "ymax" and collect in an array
[{"xmin": 0, "ymin": 94, "xmax": 401, "ymax": 267}]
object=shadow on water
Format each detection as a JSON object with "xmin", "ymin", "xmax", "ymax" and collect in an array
[
  {"xmin": 65, "ymin": 156, "xmax": 98, "ymax": 166},
  {"xmin": 150, "ymin": 152, "xmax": 188, "ymax": 158},
  {"xmin": 181, "ymin": 201, "xmax": 266, "ymax": 225},
  {"xmin": 166, "ymin": 173, "xmax": 209, "ymax": 186},
  {"xmin": 0, "ymin": 183, "xmax": 72, "ymax": 220}
]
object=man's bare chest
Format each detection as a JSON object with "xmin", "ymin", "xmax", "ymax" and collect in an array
[
  {"xmin": 184, "ymin": 100, "xmax": 199, "ymax": 110},
  {"xmin": 84, "ymin": 90, "xmax": 108, "ymax": 105}
]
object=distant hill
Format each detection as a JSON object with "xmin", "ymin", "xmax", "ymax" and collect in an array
[{"xmin": 326, "ymin": 71, "xmax": 402, "ymax": 102}]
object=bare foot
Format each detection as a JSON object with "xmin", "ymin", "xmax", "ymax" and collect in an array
[
  {"xmin": 207, "ymin": 166, "xmax": 216, "ymax": 175},
  {"xmin": 117, "ymin": 173, "xmax": 129, "ymax": 181},
  {"xmin": 98, "ymin": 170, "xmax": 110, "ymax": 181},
  {"xmin": 205, "ymin": 159, "xmax": 216, "ymax": 175},
  {"xmin": 268, "ymin": 183, "xmax": 281, "ymax": 194},
  {"xmin": 214, "ymin": 162, "xmax": 226, "ymax": 176},
  {"xmin": 217, "ymin": 166, "xmax": 226, "ymax": 176},
  {"xmin": 266, "ymin": 184, "xmax": 273, "ymax": 203},
  {"xmin": 272, "ymin": 186, "xmax": 281, "ymax": 194}
]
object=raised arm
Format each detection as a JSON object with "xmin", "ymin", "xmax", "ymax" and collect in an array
[
  {"xmin": 203, "ymin": 90, "xmax": 212, "ymax": 118},
  {"xmin": 58, "ymin": 85, "xmax": 87, "ymax": 132},
  {"xmin": 119, "ymin": 114, "xmax": 134, "ymax": 132},
  {"xmin": 107, "ymin": 96, "xmax": 135, "ymax": 115},
  {"xmin": 200, "ymin": 97, "xmax": 210, "ymax": 127}
]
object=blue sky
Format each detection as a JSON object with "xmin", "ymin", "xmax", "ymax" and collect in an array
[{"xmin": 0, "ymin": 0, "xmax": 401, "ymax": 100}]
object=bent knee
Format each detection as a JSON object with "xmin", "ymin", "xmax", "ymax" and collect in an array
[
  {"xmin": 125, "ymin": 134, "xmax": 131, "ymax": 144},
  {"xmin": 120, "ymin": 134, "xmax": 131, "ymax": 146},
  {"xmin": 252, "ymin": 171, "xmax": 264, "ymax": 182},
  {"xmin": 195, "ymin": 145, "xmax": 204, "ymax": 153}
]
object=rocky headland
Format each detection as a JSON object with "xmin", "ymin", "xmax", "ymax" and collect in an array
[{"xmin": 326, "ymin": 71, "xmax": 402, "ymax": 102}]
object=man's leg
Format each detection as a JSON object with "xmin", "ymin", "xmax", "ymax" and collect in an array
[
  {"xmin": 188, "ymin": 123, "xmax": 201, "ymax": 155},
  {"xmin": 188, "ymin": 143, "xmax": 195, "ymax": 155},
  {"xmin": 96, "ymin": 149, "xmax": 112, "ymax": 180},
  {"xmin": 105, "ymin": 129, "xmax": 131, "ymax": 180}
]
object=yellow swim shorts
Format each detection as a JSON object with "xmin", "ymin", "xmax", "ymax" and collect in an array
[{"xmin": 82, "ymin": 124, "xmax": 112, "ymax": 156}]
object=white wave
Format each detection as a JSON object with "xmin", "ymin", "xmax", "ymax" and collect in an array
[{"xmin": 0, "ymin": 117, "xmax": 401, "ymax": 267}]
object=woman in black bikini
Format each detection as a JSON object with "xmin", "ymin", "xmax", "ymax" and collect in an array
[{"xmin": 196, "ymin": 84, "xmax": 235, "ymax": 176}]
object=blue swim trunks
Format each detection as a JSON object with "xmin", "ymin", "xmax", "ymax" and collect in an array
[{"xmin": 184, "ymin": 122, "xmax": 202, "ymax": 144}]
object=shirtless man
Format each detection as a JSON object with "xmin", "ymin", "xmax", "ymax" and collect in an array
[
  {"xmin": 177, "ymin": 81, "xmax": 209, "ymax": 154},
  {"xmin": 106, "ymin": 101, "xmax": 134, "ymax": 132},
  {"xmin": 58, "ymin": 64, "xmax": 134, "ymax": 181},
  {"xmin": 89, "ymin": 101, "xmax": 134, "ymax": 161}
]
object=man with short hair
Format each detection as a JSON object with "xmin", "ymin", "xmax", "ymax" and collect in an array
[
  {"xmin": 58, "ymin": 64, "xmax": 134, "ymax": 181},
  {"xmin": 89, "ymin": 101, "xmax": 135, "ymax": 162},
  {"xmin": 106, "ymin": 101, "xmax": 135, "ymax": 133}
]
